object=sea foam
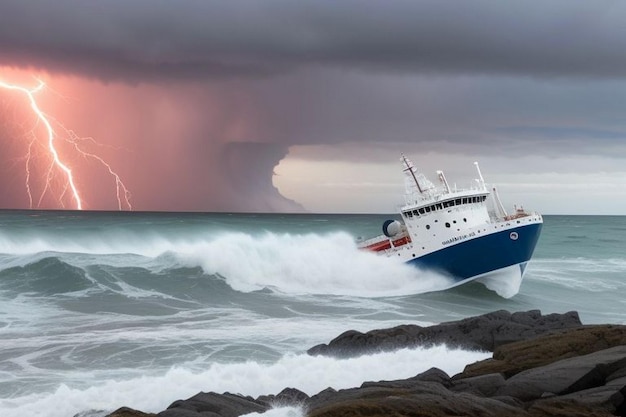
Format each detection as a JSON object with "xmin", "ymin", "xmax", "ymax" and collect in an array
[
  {"xmin": 2, "ymin": 230, "xmax": 455, "ymax": 297},
  {"xmin": 0, "ymin": 345, "xmax": 490, "ymax": 417},
  {"xmin": 173, "ymin": 232, "xmax": 455, "ymax": 297}
]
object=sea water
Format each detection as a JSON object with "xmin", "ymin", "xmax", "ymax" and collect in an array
[{"xmin": 0, "ymin": 211, "xmax": 624, "ymax": 417}]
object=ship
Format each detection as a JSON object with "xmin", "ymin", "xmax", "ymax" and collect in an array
[{"xmin": 358, "ymin": 154, "xmax": 543, "ymax": 290}]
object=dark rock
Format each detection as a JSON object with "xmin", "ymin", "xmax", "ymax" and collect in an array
[
  {"xmin": 306, "ymin": 381, "xmax": 451, "ymax": 415},
  {"xmin": 159, "ymin": 392, "xmax": 268, "ymax": 417},
  {"xmin": 526, "ymin": 398, "xmax": 617, "ymax": 417},
  {"xmin": 496, "ymin": 345, "xmax": 626, "ymax": 401},
  {"xmin": 307, "ymin": 310, "xmax": 582, "ymax": 358},
  {"xmin": 306, "ymin": 381, "xmax": 526, "ymax": 417},
  {"xmin": 256, "ymin": 387, "xmax": 309, "ymax": 407},
  {"xmin": 359, "ymin": 367, "xmax": 451, "ymax": 391},
  {"xmin": 104, "ymin": 310, "xmax": 626, "ymax": 417},
  {"xmin": 410, "ymin": 367, "xmax": 452, "ymax": 386},
  {"xmin": 106, "ymin": 407, "xmax": 156, "ymax": 417},
  {"xmin": 550, "ymin": 382, "xmax": 625, "ymax": 412},
  {"xmin": 460, "ymin": 325, "xmax": 626, "ymax": 379},
  {"xmin": 449, "ymin": 372, "xmax": 505, "ymax": 397},
  {"xmin": 157, "ymin": 409, "xmax": 214, "ymax": 417}
]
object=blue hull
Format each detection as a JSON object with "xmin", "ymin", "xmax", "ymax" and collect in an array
[{"xmin": 407, "ymin": 223, "xmax": 543, "ymax": 283}]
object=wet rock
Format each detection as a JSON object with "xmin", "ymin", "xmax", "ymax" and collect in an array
[
  {"xmin": 449, "ymin": 372, "xmax": 505, "ymax": 397},
  {"xmin": 494, "ymin": 345, "xmax": 626, "ymax": 401},
  {"xmin": 106, "ymin": 407, "xmax": 156, "ymax": 417},
  {"xmin": 256, "ymin": 387, "xmax": 309, "ymax": 408},
  {"xmin": 460, "ymin": 324, "xmax": 626, "ymax": 379},
  {"xmin": 306, "ymin": 381, "xmax": 527, "ymax": 417},
  {"xmin": 158, "ymin": 392, "xmax": 268, "ymax": 417},
  {"xmin": 307, "ymin": 310, "xmax": 582, "ymax": 358},
  {"xmin": 105, "ymin": 310, "xmax": 626, "ymax": 417}
]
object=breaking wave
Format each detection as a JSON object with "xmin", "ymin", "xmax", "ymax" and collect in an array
[
  {"xmin": 0, "ymin": 231, "xmax": 455, "ymax": 298},
  {"xmin": 0, "ymin": 345, "xmax": 490, "ymax": 417}
]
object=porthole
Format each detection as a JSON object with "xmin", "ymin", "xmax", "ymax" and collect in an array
[
  {"xmin": 445, "ymin": 222, "xmax": 451, "ymax": 228},
  {"xmin": 426, "ymin": 225, "xmax": 431, "ymax": 230}
]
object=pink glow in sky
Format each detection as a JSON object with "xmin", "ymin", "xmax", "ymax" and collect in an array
[{"xmin": 1, "ymin": 68, "xmax": 301, "ymax": 211}]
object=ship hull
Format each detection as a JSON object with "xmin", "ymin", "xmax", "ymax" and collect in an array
[{"xmin": 406, "ymin": 222, "xmax": 542, "ymax": 283}]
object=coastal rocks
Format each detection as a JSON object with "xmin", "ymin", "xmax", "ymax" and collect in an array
[
  {"xmin": 106, "ymin": 310, "xmax": 626, "ymax": 417},
  {"xmin": 157, "ymin": 392, "xmax": 269, "ymax": 417},
  {"xmin": 459, "ymin": 324, "xmax": 626, "ymax": 379},
  {"xmin": 495, "ymin": 345, "xmax": 626, "ymax": 402},
  {"xmin": 303, "ymin": 323, "xmax": 626, "ymax": 417},
  {"xmin": 307, "ymin": 309, "xmax": 582, "ymax": 358}
]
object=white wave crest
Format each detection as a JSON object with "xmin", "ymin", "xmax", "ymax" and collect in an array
[
  {"xmin": 173, "ymin": 232, "xmax": 454, "ymax": 297},
  {"xmin": 0, "ymin": 230, "xmax": 455, "ymax": 297},
  {"xmin": 0, "ymin": 345, "xmax": 490, "ymax": 417}
]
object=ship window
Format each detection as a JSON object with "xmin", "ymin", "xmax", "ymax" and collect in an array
[
  {"xmin": 419, "ymin": 208, "xmax": 425, "ymax": 214},
  {"xmin": 482, "ymin": 196, "xmax": 487, "ymax": 202},
  {"xmin": 425, "ymin": 206, "xmax": 431, "ymax": 213},
  {"xmin": 436, "ymin": 203, "xmax": 443, "ymax": 210},
  {"xmin": 413, "ymin": 210, "xmax": 419, "ymax": 216},
  {"xmin": 443, "ymin": 201, "xmax": 451, "ymax": 208},
  {"xmin": 462, "ymin": 198, "xmax": 467, "ymax": 204},
  {"xmin": 455, "ymin": 198, "xmax": 462, "ymax": 205},
  {"xmin": 406, "ymin": 211, "xmax": 413, "ymax": 218},
  {"xmin": 445, "ymin": 222, "xmax": 450, "ymax": 228}
]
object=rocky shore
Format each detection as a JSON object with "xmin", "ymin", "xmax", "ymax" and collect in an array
[{"xmin": 107, "ymin": 310, "xmax": 626, "ymax": 417}]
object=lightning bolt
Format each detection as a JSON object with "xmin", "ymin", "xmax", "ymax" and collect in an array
[{"xmin": 0, "ymin": 78, "xmax": 132, "ymax": 210}]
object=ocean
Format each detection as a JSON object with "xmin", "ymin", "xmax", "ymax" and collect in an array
[{"xmin": 0, "ymin": 211, "xmax": 624, "ymax": 417}]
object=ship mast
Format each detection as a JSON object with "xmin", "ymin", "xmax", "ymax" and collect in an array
[{"xmin": 401, "ymin": 154, "xmax": 423, "ymax": 194}]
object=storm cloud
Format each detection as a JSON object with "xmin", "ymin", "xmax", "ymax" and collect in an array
[
  {"xmin": 2, "ymin": 1, "xmax": 626, "ymax": 212},
  {"xmin": 1, "ymin": 1, "xmax": 626, "ymax": 80}
]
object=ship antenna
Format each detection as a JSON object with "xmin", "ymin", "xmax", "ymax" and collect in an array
[
  {"xmin": 492, "ymin": 186, "xmax": 509, "ymax": 218},
  {"xmin": 474, "ymin": 162, "xmax": 486, "ymax": 190},
  {"xmin": 437, "ymin": 170, "xmax": 450, "ymax": 193},
  {"xmin": 401, "ymin": 153, "xmax": 423, "ymax": 194}
]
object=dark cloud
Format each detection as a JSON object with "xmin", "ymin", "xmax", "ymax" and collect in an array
[
  {"xmin": 1, "ymin": 1, "xmax": 626, "ymax": 80},
  {"xmin": 3, "ymin": 1, "xmax": 626, "ymax": 212}
]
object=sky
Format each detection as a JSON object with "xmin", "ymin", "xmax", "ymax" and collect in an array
[{"xmin": 2, "ymin": 0, "xmax": 626, "ymax": 214}]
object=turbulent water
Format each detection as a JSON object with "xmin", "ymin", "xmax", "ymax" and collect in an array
[{"xmin": 0, "ymin": 211, "xmax": 624, "ymax": 417}]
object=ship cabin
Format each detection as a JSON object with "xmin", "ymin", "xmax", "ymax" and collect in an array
[{"xmin": 400, "ymin": 189, "xmax": 491, "ymax": 233}]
